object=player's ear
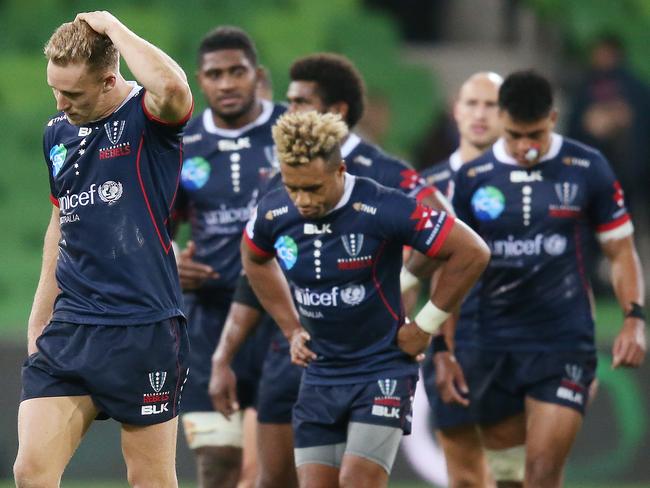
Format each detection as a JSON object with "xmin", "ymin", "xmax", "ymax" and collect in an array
[
  {"xmin": 329, "ymin": 101, "xmax": 349, "ymax": 124},
  {"xmin": 102, "ymin": 73, "xmax": 117, "ymax": 93}
]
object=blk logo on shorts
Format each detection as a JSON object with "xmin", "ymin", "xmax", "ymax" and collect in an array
[{"xmin": 149, "ymin": 371, "xmax": 167, "ymax": 393}]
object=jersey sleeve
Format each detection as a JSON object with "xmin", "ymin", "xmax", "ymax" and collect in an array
[
  {"xmin": 42, "ymin": 131, "xmax": 59, "ymax": 207},
  {"xmin": 232, "ymin": 274, "xmax": 263, "ymax": 310},
  {"xmin": 242, "ymin": 202, "xmax": 276, "ymax": 258},
  {"xmin": 587, "ymin": 154, "xmax": 633, "ymax": 242},
  {"xmin": 381, "ymin": 190, "xmax": 455, "ymax": 258}
]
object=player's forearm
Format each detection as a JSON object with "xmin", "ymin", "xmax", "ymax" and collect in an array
[
  {"xmin": 105, "ymin": 20, "xmax": 190, "ymax": 114},
  {"xmin": 212, "ymin": 304, "xmax": 262, "ymax": 366},
  {"xmin": 606, "ymin": 237, "xmax": 645, "ymax": 310},
  {"xmin": 242, "ymin": 255, "xmax": 301, "ymax": 340},
  {"xmin": 27, "ymin": 212, "xmax": 61, "ymax": 354}
]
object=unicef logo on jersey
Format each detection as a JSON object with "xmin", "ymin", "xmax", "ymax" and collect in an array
[
  {"xmin": 181, "ymin": 157, "xmax": 211, "ymax": 190},
  {"xmin": 543, "ymin": 234, "xmax": 567, "ymax": 256},
  {"xmin": 98, "ymin": 181, "xmax": 123, "ymax": 205},
  {"xmin": 340, "ymin": 284, "xmax": 366, "ymax": 306},
  {"xmin": 275, "ymin": 235, "xmax": 298, "ymax": 270},
  {"xmin": 471, "ymin": 186, "xmax": 505, "ymax": 221},
  {"xmin": 49, "ymin": 144, "xmax": 67, "ymax": 177}
]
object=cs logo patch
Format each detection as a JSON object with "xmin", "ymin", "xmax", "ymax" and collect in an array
[
  {"xmin": 471, "ymin": 186, "xmax": 505, "ymax": 221},
  {"xmin": 50, "ymin": 144, "xmax": 67, "ymax": 177},
  {"xmin": 181, "ymin": 157, "xmax": 211, "ymax": 190},
  {"xmin": 274, "ymin": 235, "xmax": 298, "ymax": 270}
]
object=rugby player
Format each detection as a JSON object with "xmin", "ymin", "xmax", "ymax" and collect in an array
[
  {"xmin": 241, "ymin": 110, "xmax": 489, "ymax": 487},
  {"xmin": 173, "ymin": 26, "xmax": 284, "ymax": 488},
  {"xmin": 15, "ymin": 11, "xmax": 192, "ymax": 488},
  {"xmin": 430, "ymin": 70, "xmax": 646, "ymax": 488},
  {"xmin": 210, "ymin": 53, "xmax": 437, "ymax": 488}
]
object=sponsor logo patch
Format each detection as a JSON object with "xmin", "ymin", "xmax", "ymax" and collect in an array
[
  {"xmin": 50, "ymin": 144, "xmax": 67, "ymax": 177},
  {"xmin": 275, "ymin": 235, "xmax": 298, "ymax": 270},
  {"xmin": 181, "ymin": 157, "xmax": 211, "ymax": 190},
  {"xmin": 471, "ymin": 186, "xmax": 505, "ymax": 221},
  {"xmin": 98, "ymin": 181, "xmax": 123, "ymax": 205}
]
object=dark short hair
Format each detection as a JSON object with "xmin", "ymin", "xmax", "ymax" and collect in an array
[
  {"xmin": 498, "ymin": 70, "xmax": 553, "ymax": 123},
  {"xmin": 198, "ymin": 26, "xmax": 258, "ymax": 66},
  {"xmin": 289, "ymin": 53, "xmax": 365, "ymax": 128}
]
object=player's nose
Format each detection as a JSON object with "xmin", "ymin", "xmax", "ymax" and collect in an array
[{"xmin": 54, "ymin": 92, "xmax": 71, "ymax": 111}]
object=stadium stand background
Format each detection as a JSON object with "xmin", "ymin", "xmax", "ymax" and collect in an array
[{"xmin": 0, "ymin": 0, "xmax": 648, "ymax": 485}]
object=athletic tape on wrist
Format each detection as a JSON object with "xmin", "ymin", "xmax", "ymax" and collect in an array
[
  {"xmin": 400, "ymin": 267, "xmax": 420, "ymax": 293},
  {"xmin": 415, "ymin": 301, "xmax": 450, "ymax": 334},
  {"xmin": 432, "ymin": 334, "xmax": 449, "ymax": 354},
  {"xmin": 625, "ymin": 302, "xmax": 646, "ymax": 321}
]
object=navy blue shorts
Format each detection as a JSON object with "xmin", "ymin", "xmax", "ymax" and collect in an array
[
  {"xmin": 21, "ymin": 318, "xmax": 189, "ymax": 426},
  {"xmin": 182, "ymin": 292, "xmax": 271, "ymax": 412},
  {"xmin": 293, "ymin": 375, "xmax": 416, "ymax": 449},
  {"xmin": 256, "ymin": 328, "xmax": 302, "ymax": 424},
  {"xmin": 422, "ymin": 348, "xmax": 597, "ymax": 430}
]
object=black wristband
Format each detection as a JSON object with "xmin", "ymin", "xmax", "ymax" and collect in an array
[
  {"xmin": 432, "ymin": 335, "xmax": 449, "ymax": 354},
  {"xmin": 625, "ymin": 302, "xmax": 646, "ymax": 321}
]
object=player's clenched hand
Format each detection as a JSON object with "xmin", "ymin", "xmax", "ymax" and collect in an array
[
  {"xmin": 290, "ymin": 329, "xmax": 317, "ymax": 367},
  {"xmin": 209, "ymin": 360, "xmax": 239, "ymax": 419},
  {"xmin": 434, "ymin": 352, "xmax": 469, "ymax": 407},
  {"xmin": 612, "ymin": 318, "xmax": 646, "ymax": 368},
  {"xmin": 177, "ymin": 241, "xmax": 219, "ymax": 290},
  {"xmin": 397, "ymin": 321, "xmax": 431, "ymax": 358},
  {"xmin": 74, "ymin": 11, "xmax": 120, "ymax": 36}
]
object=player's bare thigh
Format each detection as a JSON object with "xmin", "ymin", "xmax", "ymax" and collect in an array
[
  {"xmin": 14, "ymin": 395, "xmax": 98, "ymax": 487},
  {"xmin": 121, "ymin": 416, "xmax": 179, "ymax": 488},
  {"xmin": 256, "ymin": 422, "xmax": 297, "ymax": 488},
  {"xmin": 437, "ymin": 424, "xmax": 492, "ymax": 488}
]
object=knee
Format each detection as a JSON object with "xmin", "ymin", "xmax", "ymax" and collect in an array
[
  {"xmin": 126, "ymin": 463, "xmax": 177, "ymax": 488},
  {"xmin": 339, "ymin": 466, "xmax": 385, "ymax": 488},
  {"xmin": 525, "ymin": 454, "xmax": 563, "ymax": 487},
  {"xmin": 14, "ymin": 457, "xmax": 60, "ymax": 488}
]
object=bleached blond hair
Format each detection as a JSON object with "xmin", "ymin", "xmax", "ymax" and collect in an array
[
  {"xmin": 44, "ymin": 20, "xmax": 118, "ymax": 73},
  {"xmin": 272, "ymin": 111, "xmax": 348, "ymax": 167}
]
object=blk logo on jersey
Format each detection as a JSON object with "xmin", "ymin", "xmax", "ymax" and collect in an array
[
  {"xmin": 181, "ymin": 157, "xmax": 211, "ymax": 190},
  {"xmin": 471, "ymin": 186, "xmax": 505, "ymax": 221},
  {"xmin": 78, "ymin": 127, "xmax": 92, "ymax": 137},
  {"xmin": 149, "ymin": 371, "xmax": 167, "ymax": 393},
  {"xmin": 50, "ymin": 144, "xmax": 67, "ymax": 177},
  {"xmin": 275, "ymin": 235, "xmax": 298, "ymax": 270},
  {"xmin": 304, "ymin": 223, "xmax": 332, "ymax": 235}
]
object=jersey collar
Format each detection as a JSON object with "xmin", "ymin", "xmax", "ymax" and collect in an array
[
  {"xmin": 449, "ymin": 149, "xmax": 463, "ymax": 172},
  {"xmin": 202, "ymin": 100, "xmax": 274, "ymax": 137},
  {"xmin": 84, "ymin": 81, "xmax": 142, "ymax": 124},
  {"xmin": 493, "ymin": 132, "xmax": 563, "ymax": 166},
  {"xmin": 326, "ymin": 173, "xmax": 356, "ymax": 215},
  {"xmin": 341, "ymin": 133, "xmax": 362, "ymax": 158}
]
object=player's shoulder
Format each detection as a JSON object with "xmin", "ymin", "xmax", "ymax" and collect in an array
[
  {"xmin": 255, "ymin": 185, "xmax": 293, "ymax": 221},
  {"xmin": 456, "ymin": 148, "xmax": 497, "ymax": 182},
  {"xmin": 556, "ymin": 136, "xmax": 608, "ymax": 170},
  {"xmin": 350, "ymin": 139, "xmax": 410, "ymax": 171},
  {"xmin": 421, "ymin": 158, "xmax": 452, "ymax": 184}
]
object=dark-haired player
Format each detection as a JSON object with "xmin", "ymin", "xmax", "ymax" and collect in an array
[
  {"xmin": 16, "ymin": 11, "xmax": 192, "ymax": 488},
  {"xmin": 173, "ymin": 26, "xmax": 284, "ymax": 488},
  {"xmin": 210, "ymin": 53, "xmax": 438, "ymax": 488},
  {"xmin": 242, "ymin": 110, "xmax": 489, "ymax": 488},
  {"xmin": 442, "ymin": 70, "xmax": 646, "ymax": 488}
]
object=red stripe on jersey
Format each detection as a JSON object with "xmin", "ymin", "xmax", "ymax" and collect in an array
[
  {"xmin": 243, "ymin": 231, "xmax": 275, "ymax": 258},
  {"xmin": 171, "ymin": 319, "xmax": 181, "ymax": 417},
  {"xmin": 372, "ymin": 241, "xmax": 399, "ymax": 321},
  {"xmin": 426, "ymin": 215, "xmax": 455, "ymax": 258},
  {"xmin": 165, "ymin": 136, "xmax": 185, "ymax": 226},
  {"xmin": 50, "ymin": 194, "xmax": 59, "ymax": 207},
  {"xmin": 136, "ymin": 134, "xmax": 172, "ymax": 254},
  {"xmin": 596, "ymin": 213, "xmax": 630, "ymax": 232},
  {"xmin": 141, "ymin": 94, "xmax": 194, "ymax": 126},
  {"xmin": 415, "ymin": 185, "xmax": 436, "ymax": 203}
]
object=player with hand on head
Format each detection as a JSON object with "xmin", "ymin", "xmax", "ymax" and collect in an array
[
  {"xmin": 435, "ymin": 70, "xmax": 646, "ymax": 488},
  {"xmin": 15, "ymin": 11, "xmax": 192, "ymax": 488},
  {"xmin": 241, "ymin": 110, "xmax": 489, "ymax": 488},
  {"xmin": 172, "ymin": 26, "xmax": 285, "ymax": 488}
]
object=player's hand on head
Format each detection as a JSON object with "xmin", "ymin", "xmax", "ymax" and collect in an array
[
  {"xmin": 434, "ymin": 352, "xmax": 469, "ymax": 407},
  {"xmin": 290, "ymin": 329, "xmax": 317, "ymax": 367},
  {"xmin": 177, "ymin": 241, "xmax": 219, "ymax": 290},
  {"xmin": 612, "ymin": 318, "xmax": 646, "ymax": 368},
  {"xmin": 208, "ymin": 361, "xmax": 239, "ymax": 419},
  {"xmin": 74, "ymin": 11, "xmax": 120, "ymax": 36}
]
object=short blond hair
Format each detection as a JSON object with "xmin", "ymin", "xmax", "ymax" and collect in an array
[
  {"xmin": 44, "ymin": 20, "xmax": 118, "ymax": 73},
  {"xmin": 272, "ymin": 111, "xmax": 348, "ymax": 166}
]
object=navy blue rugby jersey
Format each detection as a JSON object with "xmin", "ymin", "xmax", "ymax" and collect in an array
[
  {"xmin": 244, "ymin": 174, "xmax": 455, "ymax": 385},
  {"xmin": 44, "ymin": 83, "xmax": 192, "ymax": 325},
  {"xmin": 174, "ymin": 101, "xmax": 285, "ymax": 290},
  {"xmin": 452, "ymin": 134, "xmax": 633, "ymax": 352},
  {"xmin": 420, "ymin": 149, "xmax": 462, "ymax": 200},
  {"xmin": 342, "ymin": 133, "xmax": 423, "ymax": 194}
]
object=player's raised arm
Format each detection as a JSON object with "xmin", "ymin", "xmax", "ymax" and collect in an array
[
  {"xmin": 398, "ymin": 218, "xmax": 490, "ymax": 356},
  {"xmin": 240, "ymin": 240, "xmax": 315, "ymax": 367},
  {"xmin": 75, "ymin": 11, "xmax": 192, "ymax": 123}
]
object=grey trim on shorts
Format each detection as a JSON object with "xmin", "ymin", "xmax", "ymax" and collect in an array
[{"xmin": 294, "ymin": 422, "xmax": 403, "ymax": 474}]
